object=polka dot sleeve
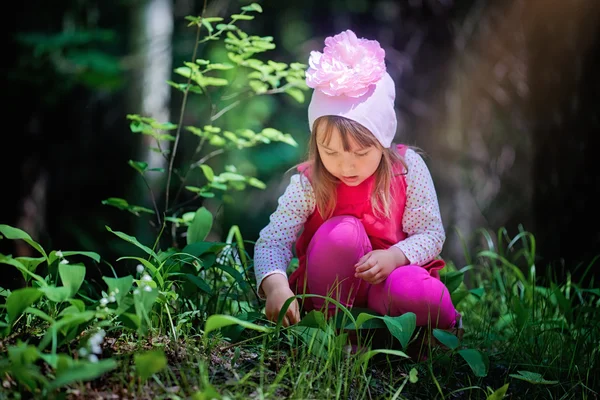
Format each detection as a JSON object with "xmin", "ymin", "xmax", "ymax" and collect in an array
[
  {"xmin": 393, "ymin": 149, "xmax": 446, "ymax": 265},
  {"xmin": 254, "ymin": 173, "xmax": 316, "ymax": 298}
]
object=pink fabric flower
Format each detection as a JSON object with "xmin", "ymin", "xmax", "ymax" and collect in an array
[{"xmin": 305, "ymin": 30, "xmax": 386, "ymax": 98}]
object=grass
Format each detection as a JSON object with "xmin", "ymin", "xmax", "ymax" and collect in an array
[{"xmin": 0, "ymin": 226, "xmax": 599, "ymax": 399}]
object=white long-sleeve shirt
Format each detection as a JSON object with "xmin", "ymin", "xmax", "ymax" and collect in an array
[{"xmin": 253, "ymin": 148, "xmax": 445, "ymax": 296}]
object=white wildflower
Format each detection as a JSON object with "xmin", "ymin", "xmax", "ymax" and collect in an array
[
  {"xmin": 114, "ymin": 288, "xmax": 120, "ymax": 294},
  {"xmin": 91, "ymin": 344, "xmax": 102, "ymax": 355},
  {"xmin": 100, "ymin": 298, "xmax": 108, "ymax": 306},
  {"xmin": 55, "ymin": 251, "xmax": 63, "ymax": 258},
  {"xmin": 136, "ymin": 264, "xmax": 144, "ymax": 273},
  {"xmin": 88, "ymin": 354, "xmax": 99, "ymax": 363},
  {"xmin": 144, "ymin": 285, "xmax": 152, "ymax": 292},
  {"xmin": 141, "ymin": 274, "xmax": 152, "ymax": 282},
  {"xmin": 78, "ymin": 347, "xmax": 88, "ymax": 357},
  {"xmin": 108, "ymin": 295, "xmax": 116, "ymax": 303},
  {"xmin": 60, "ymin": 259, "xmax": 69, "ymax": 265}
]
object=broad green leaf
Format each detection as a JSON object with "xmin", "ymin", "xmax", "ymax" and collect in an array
[
  {"xmin": 432, "ymin": 328, "xmax": 459, "ymax": 350},
  {"xmin": 134, "ymin": 350, "xmax": 167, "ymax": 381},
  {"xmin": 458, "ymin": 349, "xmax": 488, "ymax": 377},
  {"xmin": 204, "ymin": 314, "xmax": 271, "ymax": 335},
  {"xmin": 298, "ymin": 310, "xmax": 327, "ymax": 329},
  {"xmin": 134, "ymin": 287, "xmax": 159, "ymax": 334},
  {"xmin": 40, "ymin": 286, "xmax": 71, "ymax": 303},
  {"xmin": 118, "ymin": 312, "xmax": 141, "ymax": 330},
  {"xmin": 13, "ymin": 257, "xmax": 45, "ymax": 275},
  {"xmin": 486, "ymin": 383, "xmax": 509, "ymax": 399},
  {"xmin": 6, "ymin": 288, "xmax": 43, "ymax": 325},
  {"xmin": 181, "ymin": 273, "xmax": 212, "ymax": 295},
  {"xmin": 509, "ymin": 370, "xmax": 559, "ymax": 385},
  {"xmin": 439, "ymin": 270, "xmax": 464, "ymax": 294},
  {"xmin": 103, "ymin": 275, "xmax": 134, "ymax": 306},
  {"xmin": 383, "ymin": 313, "xmax": 416, "ymax": 349},
  {"xmin": 0, "ymin": 255, "xmax": 46, "ymax": 285},
  {"xmin": 59, "ymin": 263, "xmax": 86, "ymax": 297},
  {"xmin": 0, "ymin": 225, "xmax": 47, "ymax": 258},
  {"xmin": 105, "ymin": 226, "xmax": 158, "ymax": 260},
  {"xmin": 187, "ymin": 207, "xmax": 213, "ymax": 244},
  {"xmin": 48, "ymin": 359, "xmax": 117, "ymax": 391}
]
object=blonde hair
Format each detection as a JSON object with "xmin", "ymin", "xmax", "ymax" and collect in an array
[{"xmin": 302, "ymin": 115, "xmax": 408, "ymax": 219}]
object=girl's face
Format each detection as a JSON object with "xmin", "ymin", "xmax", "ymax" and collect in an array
[{"xmin": 316, "ymin": 126, "xmax": 383, "ymax": 186}]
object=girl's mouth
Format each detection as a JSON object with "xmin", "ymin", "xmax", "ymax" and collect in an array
[{"xmin": 342, "ymin": 176, "xmax": 359, "ymax": 183}]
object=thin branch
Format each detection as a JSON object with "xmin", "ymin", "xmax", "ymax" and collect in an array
[{"xmin": 165, "ymin": 0, "xmax": 208, "ymax": 213}]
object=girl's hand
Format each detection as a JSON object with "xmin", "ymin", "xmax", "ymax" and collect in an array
[
  {"xmin": 265, "ymin": 286, "xmax": 300, "ymax": 327},
  {"xmin": 354, "ymin": 247, "xmax": 408, "ymax": 285}
]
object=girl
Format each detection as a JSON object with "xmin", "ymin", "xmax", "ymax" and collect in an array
[{"xmin": 253, "ymin": 29, "xmax": 461, "ymax": 332}]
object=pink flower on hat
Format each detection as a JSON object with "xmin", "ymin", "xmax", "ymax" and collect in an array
[{"xmin": 305, "ymin": 29, "xmax": 386, "ymax": 98}]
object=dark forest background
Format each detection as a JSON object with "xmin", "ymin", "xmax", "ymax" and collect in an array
[{"xmin": 3, "ymin": 0, "xmax": 599, "ymax": 289}]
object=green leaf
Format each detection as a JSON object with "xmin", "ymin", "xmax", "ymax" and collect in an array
[
  {"xmin": 439, "ymin": 270, "xmax": 464, "ymax": 294},
  {"xmin": 187, "ymin": 207, "xmax": 213, "ymax": 245},
  {"xmin": 206, "ymin": 63, "xmax": 234, "ymax": 71},
  {"xmin": 128, "ymin": 160, "xmax": 148, "ymax": 174},
  {"xmin": 486, "ymin": 383, "xmax": 509, "ymax": 399},
  {"xmin": 249, "ymin": 80, "xmax": 268, "ymax": 94},
  {"xmin": 134, "ymin": 350, "xmax": 167, "ymax": 381},
  {"xmin": 219, "ymin": 172, "xmax": 246, "ymax": 182},
  {"xmin": 0, "ymin": 225, "xmax": 47, "ymax": 258},
  {"xmin": 383, "ymin": 313, "xmax": 416, "ymax": 349},
  {"xmin": 509, "ymin": 370, "xmax": 559, "ymax": 385},
  {"xmin": 204, "ymin": 314, "xmax": 271, "ymax": 336},
  {"xmin": 101, "ymin": 198, "xmax": 154, "ymax": 215},
  {"xmin": 247, "ymin": 177, "xmax": 266, "ymax": 189},
  {"xmin": 103, "ymin": 275, "xmax": 134, "ymax": 306},
  {"xmin": 409, "ymin": 368, "xmax": 419, "ymax": 383},
  {"xmin": 58, "ymin": 251, "xmax": 101, "ymax": 263},
  {"xmin": 40, "ymin": 286, "xmax": 71, "ymax": 303},
  {"xmin": 231, "ymin": 14, "xmax": 254, "ymax": 20},
  {"xmin": 200, "ymin": 164, "xmax": 215, "ymax": 182},
  {"xmin": 458, "ymin": 349, "xmax": 489, "ymax": 377},
  {"xmin": 432, "ymin": 328, "xmax": 459, "ymax": 350},
  {"xmin": 241, "ymin": 3, "xmax": 263, "ymax": 12},
  {"xmin": 105, "ymin": 226, "xmax": 158, "ymax": 260},
  {"xmin": 298, "ymin": 310, "xmax": 327, "ymax": 329},
  {"xmin": 0, "ymin": 255, "xmax": 46, "ymax": 285},
  {"xmin": 285, "ymin": 87, "xmax": 305, "ymax": 103},
  {"xmin": 58, "ymin": 263, "xmax": 86, "ymax": 297},
  {"xmin": 181, "ymin": 273, "xmax": 213, "ymax": 295},
  {"xmin": 360, "ymin": 348, "xmax": 409, "ymax": 368},
  {"xmin": 6, "ymin": 288, "xmax": 43, "ymax": 325},
  {"xmin": 48, "ymin": 359, "xmax": 117, "ymax": 391}
]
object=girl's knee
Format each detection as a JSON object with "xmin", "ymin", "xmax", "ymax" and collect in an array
[
  {"xmin": 309, "ymin": 215, "xmax": 369, "ymax": 253},
  {"xmin": 369, "ymin": 265, "xmax": 456, "ymax": 327}
]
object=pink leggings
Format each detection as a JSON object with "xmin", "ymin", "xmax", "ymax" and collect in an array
[{"xmin": 303, "ymin": 215, "xmax": 459, "ymax": 329}]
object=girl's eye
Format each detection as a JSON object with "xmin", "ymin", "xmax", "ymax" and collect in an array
[
  {"xmin": 356, "ymin": 152, "xmax": 369, "ymax": 157},
  {"xmin": 324, "ymin": 151, "xmax": 337, "ymax": 156}
]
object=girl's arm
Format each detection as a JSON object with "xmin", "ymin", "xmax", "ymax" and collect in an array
[
  {"xmin": 393, "ymin": 149, "xmax": 446, "ymax": 265},
  {"xmin": 254, "ymin": 173, "xmax": 315, "ymax": 298}
]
